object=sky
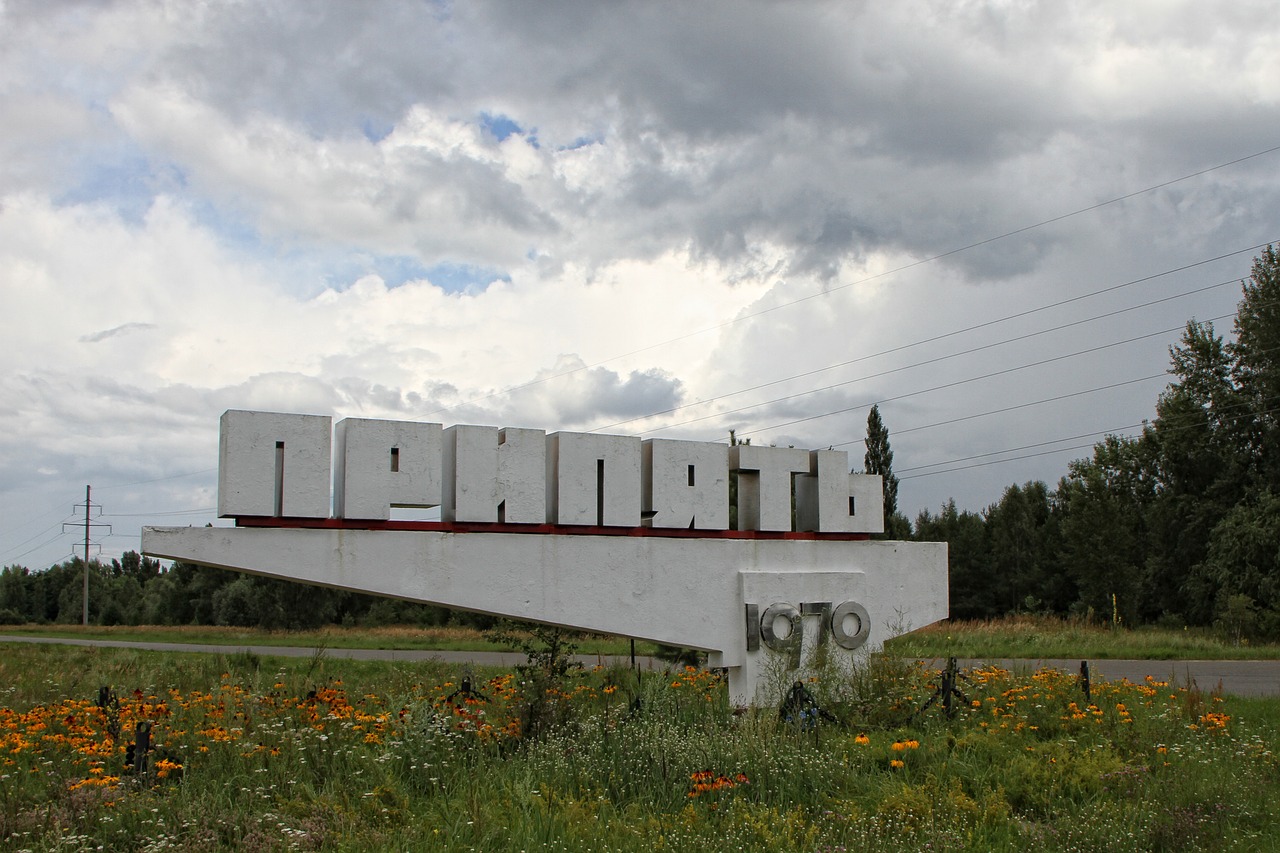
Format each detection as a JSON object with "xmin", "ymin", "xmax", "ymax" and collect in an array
[{"xmin": 2, "ymin": 0, "xmax": 1279, "ymax": 572}]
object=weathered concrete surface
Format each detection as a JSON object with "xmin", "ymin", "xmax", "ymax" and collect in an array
[{"xmin": 142, "ymin": 524, "xmax": 947, "ymax": 704}]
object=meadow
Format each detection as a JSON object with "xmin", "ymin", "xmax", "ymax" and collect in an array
[
  {"xmin": 0, "ymin": 624, "xmax": 655, "ymax": 657},
  {"xmin": 885, "ymin": 615, "xmax": 1280, "ymax": 661},
  {"xmin": 7, "ymin": 614, "xmax": 1280, "ymax": 661},
  {"xmin": 1, "ymin": 638, "xmax": 1278, "ymax": 852}
]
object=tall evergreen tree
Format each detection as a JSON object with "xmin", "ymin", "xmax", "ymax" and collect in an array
[
  {"xmin": 1230, "ymin": 245, "xmax": 1280, "ymax": 484},
  {"xmin": 863, "ymin": 404, "xmax": 899, "ymax": 518}
]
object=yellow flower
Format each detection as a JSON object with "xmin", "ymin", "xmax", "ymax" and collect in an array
[
  {"xmin": 854, "ymin": 733, "xmax": 870, "ymax": 745},
  {"xmin": 890, "ymin": 759, "xmax": 904, "ymax": 769}
]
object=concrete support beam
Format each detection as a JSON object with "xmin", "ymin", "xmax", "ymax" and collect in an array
[{"xmin": 143, "ymin": 525, "xmax": 947, "ymax": 704}]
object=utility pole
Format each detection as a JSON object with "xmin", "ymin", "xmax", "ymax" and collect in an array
[
  {"xmin": 83, "ymin": 485, "xmax": 91, "ymax": 625},
  {"xmin": 64, "ymin": 486, "xmax": 111, "ymax": 626}
]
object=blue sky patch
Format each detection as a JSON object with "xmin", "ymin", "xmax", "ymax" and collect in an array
[
  {"xmin": 55, "ymin": 148, "xmax": 170, "ymax": 226},
  {"xmin": 190, "ymin": 199, "xmax": 268, "ymax": 256},
  {"xmin": 360, "ymin": 116, "xmax": 394, "ymax": 143},
  {"xmin": 424, "ymin": 261, "xmax": 510, "ymax": 294},
  {"xmin": 317, "ymin": 256, "xmax": 506, "ymax": 295},
  {"xmin": 480, "ymin": 112, "xmax": 522, "ymax": 142},
  {"xmin": 561, "ymin": 133, "xmax": 603, "ymax": 151}
]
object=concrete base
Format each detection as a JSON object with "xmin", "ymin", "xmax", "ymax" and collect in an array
[{"xmin": 142, "ymin": 525, "xmax": 947, "ymax": 705}]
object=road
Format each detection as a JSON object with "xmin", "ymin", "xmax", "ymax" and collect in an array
[
  {"xmin": 931, "ymin": 657, "xmax": 1280, "ymax": 698},
  {"xmin": 2, "ymin": 635, "xmax": 1278, "ymax": 696}
]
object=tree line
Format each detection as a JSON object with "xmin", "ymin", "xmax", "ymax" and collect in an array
[
  {"xmin": 3, "ymin": 249, "xmax": 1278, "ymax": 639},
  {"xmin": 910, "ymin": 246, "xmax": 1280, "ymax": 640},
  {"xmin": 0, "ymin": 552, "xmax": 465, "ymax": 630}
]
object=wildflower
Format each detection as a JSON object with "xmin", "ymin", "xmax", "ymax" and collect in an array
[
  {"xmin": 155, "ymin": 758, "xmax": 182, "ymax": 779},
  {"xmin": 854, "ymin": 733, "xmax": 870, "ymax": 745},
  {"xmin": 890, "ymin": 759, "xmax": 904, "ymax": 769}
]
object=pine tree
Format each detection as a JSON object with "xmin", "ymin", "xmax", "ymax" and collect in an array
[
  {"xmin": 1230, "ymin": 244, "xmax": 1280, "ymax": 483},
  {"xmin": 863, "ymin": 404, "xmax": 899, "ymax": 518}
]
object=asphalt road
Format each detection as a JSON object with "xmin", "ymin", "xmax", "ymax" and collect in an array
[
  {"xmin": 2, "ymin": 635, "xmax": 1278, "ymax": 697},
  {"xmin": 931, "ymin": 657, "xmax": 1280, "ymax": 698}
]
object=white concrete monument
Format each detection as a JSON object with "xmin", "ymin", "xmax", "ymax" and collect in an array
[{"xmin": 144, "ymin": 410, "xmax": 948, "ymax": 705}]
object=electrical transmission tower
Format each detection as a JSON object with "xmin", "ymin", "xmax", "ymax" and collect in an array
[{"xmin": 62, "ymin": 486, "xmax": 111, "ymax": 626}]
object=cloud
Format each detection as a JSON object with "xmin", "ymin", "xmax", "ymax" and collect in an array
[
  {"xmin": 502, "ymin": 355, "xmax": 684, "ymax": 429},
  {"xmin": 79, "ymin": 322, "xmax": 158, "ymax": 343},
  {"xmin": 2, "ymin": 0, "xmax": 1280, "ymax": 571}
]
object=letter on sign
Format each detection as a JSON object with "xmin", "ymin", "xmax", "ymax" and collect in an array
[
  {"xmin": 218, "ymin": 410, "xmax": 332, "ymax": 519},
  {"xmin": 731, "ymin": 445, "xmax": 810, "ymax": 531},
  {"xmin": 443, "ymin": 425, "xmax": 546, "ymax": 524},
  {"xmin": 547, "ymin": 432, "xmax": 641, "ymax": 526},
  {"xmin": 642, "ymin": 439, "xmax": 729, "ymax": 530},
  {"xmin": 335, "ymin": 418, "xmax": 442, "ymax": 520}
]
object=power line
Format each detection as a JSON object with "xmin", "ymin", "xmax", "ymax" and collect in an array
[
  {"xmin": 0, "ymin": 498, "xmax": 83, "ymax": 548},
  {"xmin": 726, "ymin": 313, "xmax": 1235, "ymax": 443},
  {"xmin": 416, "ymin": 146, "xmax": 1280, "ymax": 421},
  {"xmin": 592, "ymin": 246, "xmax": 1264, "ymax": 435},
  {"xmin": 0, "ymin": 518, "xmax": 77, "ymax": 564},
  {"xmin": 899, "ymin": 426, "xmax": 1147, "ymax": 476},
  {"xmin": 628, "ymin": 271, "xmax": 1242, "ymax": 439},
  {"xmin": 900, "ymin": 442, "xmax": 1102, "ymax": 481},
  {"xmin": 103, "ymin": 508, "xmax": 215, "ymax": 518},
  {"xmin": 794, "ymin": 301, "xmax": 1280, "ymax": 461},
  {"xmin": 97, "ymin": 468, "xmax": 218, "ymax": 490},
  {"xmin": 705, "ymin": 286, "xmax": 1280, "ymax": 450},
  {"xmin": 898, "ymin": 387, "xmax": 1280, "ymax": 484},
  {"xmin": 1, "ymin": 529, "xmax": 76, "ymax": 566},
  {"xmin": 683, "ymin": 308, "xmax": 1234, "ymax": 443},
  {"xmin": 830, "ymin": 373, "xmax": 1168, "ymax": 449}
]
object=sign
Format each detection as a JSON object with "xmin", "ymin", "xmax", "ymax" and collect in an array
[{"xmin": 143, "ymin": 410, "xmax": 948, "ymax": 704}]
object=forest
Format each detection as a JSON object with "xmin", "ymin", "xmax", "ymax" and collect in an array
[{"xmin": 3, "ymin": 248, "xmax": 1279, "ymax": 641}]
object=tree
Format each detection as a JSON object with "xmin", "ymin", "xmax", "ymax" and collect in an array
[
  {"xmin": 914, "ymin": 500, "xmax": 992, "ymax": 618},
  {"xmin": 983, "ymin": 481, "xmax": 1063, "ymax": 616},
  {"xmin": 863, "ymin": 405, "xmax": 902, "ymax": 535},
  {"xmin": 1202, "ymin": 491, "xmax": 1280, "ymax": 636},
  {"xmin": 1056, "ymin": 455, "xmax": 1145, "ymax": 624},
  {"xmin": 1229, "ymin": 245, "xmax": 1280, "ymax": 484},
  {"xmin": 1136, "ymin": 321, "xmax": 1245, "ymax": 622}
]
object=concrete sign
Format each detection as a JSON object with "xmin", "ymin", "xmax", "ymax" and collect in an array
[{"xmin": 143, "ymin": 410, "xmax": 948, "ymax": 704}]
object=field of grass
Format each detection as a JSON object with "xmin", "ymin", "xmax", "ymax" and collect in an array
[
  {"xmin": 6, "ymin": 616, "xmax": 1280, "ymax": 663},
  {"xmin": 0, "ymin": 623, "xmax": 656, "ymax": 657},
  {"xmin": 887, "ymin": 615, "xmax": 1280, "ymax": 661},
  {"xmin": 2, "ymin": 641, "xmax": 1278, "ymax": 851}
]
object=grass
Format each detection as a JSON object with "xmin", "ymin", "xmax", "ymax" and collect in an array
[
  {"xmin": 1, "ymin": 641, "xmax": 1278, "ymax": 851},
  {"xmin": 0, "ymin": 623, "xmax": 658, "ymax": 657},
  {"xmin": 7, "ymin": 615, "xmax": 1280, "ymax": 663},
  {"xmin": 887, "ymin": 615, "xmax": 1280, "ymax": 661}
]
